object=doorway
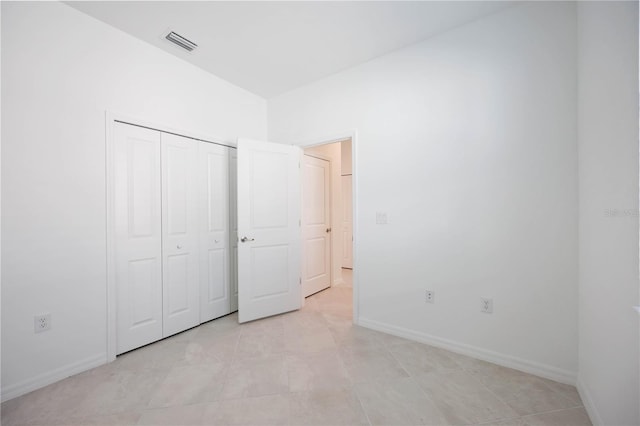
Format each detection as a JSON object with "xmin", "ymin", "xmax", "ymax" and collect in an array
[{"xmin": 302, "ymin": 137, "xmax": 355, "ymax": 315}]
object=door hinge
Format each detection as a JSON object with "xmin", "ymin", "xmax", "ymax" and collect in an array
[{"xmin": 299, "ymin": 277, "xmax": 302, "ymax": 285}]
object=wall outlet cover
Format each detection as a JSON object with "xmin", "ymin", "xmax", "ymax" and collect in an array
[
  {"xmin": 34, "ymin": 313, "xmax": 52, "ymax": 333},
  {"xmin": 481, "ymin": 298, "xmax": 493, "ymax": 313},
  {"xmin": 426, "ymin": 290, "xmax": 434, "ymax": 303}
]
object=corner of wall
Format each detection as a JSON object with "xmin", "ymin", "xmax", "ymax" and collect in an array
[{"xmin": 577, "ymin": 375, "xmax": 604, "ymax": 426}]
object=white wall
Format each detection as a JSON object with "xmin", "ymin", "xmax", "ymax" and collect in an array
[
  {"xmin": 269, "ymin": 2, "xmax": 579, "ymax": 381},
  {"xmin": 1, "ymin": 1, "xmax": 266, "ymax": 400},
  {"xmin": 305, "ymin": 142, "xmax": 344, "ymax": 286},
  {"xmin": 577, "ymin": 2, "xmax": 640, "ymax": 425}
]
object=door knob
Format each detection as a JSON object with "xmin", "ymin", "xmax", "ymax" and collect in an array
[
  {"xmin": 326, "ymin": 228, "xmax": 332, "ymax": 233},
  {"xmin": 240, "ymin": 237, "xmax": 255, "ymax": 242}
]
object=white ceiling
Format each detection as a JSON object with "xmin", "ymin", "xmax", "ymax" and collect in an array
[{"xmin": 67, "ymin": 1, "xmax": 512, "ymax": 98}]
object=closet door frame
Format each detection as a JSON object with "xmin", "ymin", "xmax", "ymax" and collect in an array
[{"xmin": 106, "ymin": 111, "xmax": 234, "ymax": 362}]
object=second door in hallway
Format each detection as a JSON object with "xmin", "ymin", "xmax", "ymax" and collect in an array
[{"xmin": 302, "ymin": 154, "xmax": 331, "ymax": 297}]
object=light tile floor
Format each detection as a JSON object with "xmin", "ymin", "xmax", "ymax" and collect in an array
[{"xmin": 2, "ymin": 284, "xmax": 590, "ymax": 426}]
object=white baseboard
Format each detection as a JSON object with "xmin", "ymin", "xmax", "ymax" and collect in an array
[
  {"xmin": 358, "ymin": 317, "xmax": 577, "ymax": 385},
  {"xmin": 576, "ymin": 375, "xmax": 603, "ymax": 426},
  {"xmin": 1, "ymin": 353, "xmax": 107, "ymax": 403}
]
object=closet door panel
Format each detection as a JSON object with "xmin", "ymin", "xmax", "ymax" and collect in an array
[
  {"xmin": 162, "ymin": 133, "xmax": 200, "ymax": 337},
  {"xmin": 114, "ymin": 123, "xmax": 163, "ymax": 355},
  {"xmin": 199, "ymin": 143, "xmax": 231, "ymax": 322}
]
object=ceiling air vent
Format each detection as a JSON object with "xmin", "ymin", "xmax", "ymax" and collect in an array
[{"xmin": 165, "ymin": 31, "xmax": 198, "ymax": 52}]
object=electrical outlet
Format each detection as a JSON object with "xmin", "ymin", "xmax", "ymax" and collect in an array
[
  {"xmin": 376, "ymin": 212, "xmax": 388, "ymax": 225},
  {"xmin": 425, "ymin": 290, "xmax": 435, "ymax": 303},
  {"xmin": 34, "ymin": 314, "xmax": 51, "ymax": 333},
  {"xmin": 481, "ymin": 298, "xmax": 493, "ymax": 313}
]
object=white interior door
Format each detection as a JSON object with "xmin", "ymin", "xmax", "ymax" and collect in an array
[
  {"xmin": 302, "ymin": 155, "xmax": 331, "ymax": 296},
  {"xmin": 114, "ymin": 122, "xmax": 163, "ymax": 355},
  {"xmin": 199, "ymin": 142, "xmax": 231, "ymax": 322},
  {"xmin": 161, "ymin": 133, "xmax": 200, "ymax": 337},
  {"xmin": 342, "ymin": 175, "xmax": 353, "ymax": 269},
  {"xmin": 237, "ymin": 138, "xmax": 301, "ymax": 323}
]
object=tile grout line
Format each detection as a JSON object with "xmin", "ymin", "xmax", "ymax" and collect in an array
[
  {"xmin": 393, "ymin": 352, "xmax": 464, "ymax": 425},
  {"xmin": 462, "ymin": 364, "xmax": 585, "ymax": 421},
  {"xmin": 353, "ymin": 389, "xmax": 374, "ymax": 426},
  {"xmin": 465, "ymin": 370, "xmax": 524, "ymax": 423},
  {"xmin": 381, "ymin": 336, "xmax": 473, "ymax": 424},
  {"xmin": 318, "ymin": 294, "xmax": 372, "ymax": 426},
  {"xmin": 203, "ymin": 323, "xmax": 243, "ymax": 409},
  {"xmin": 520, "ymin": 404, "xmax": 587, "ymax": 419},
  {"xmin": 383, "ymin": 340, "xmax": 428, "ymax": 381}
]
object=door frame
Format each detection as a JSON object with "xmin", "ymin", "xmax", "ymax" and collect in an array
[
  {"xmin": 105, "ymin": 111, "xmax": 233, "ymax": 362},
  {"xmin": 341, "ymin": 174, "xmax": 354, "ymax": 270},
  {"xmin": 301, "ymin": 152, "xmax": 332, "ymax": 297},
  {"xmin": 298, "ymin": 130, "xmax": 359, "ymax": 324}
]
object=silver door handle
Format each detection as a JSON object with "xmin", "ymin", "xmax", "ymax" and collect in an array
[
  {"xmin": 240, "ymin": 237, "xmax": 255, "ymax": 242},
  {"xmin": 177, "ymin": 245, "xmax": 183, "ymax": 249},
  {"xmin": 326, "ymin": 228, "xmax": 332, "ymax": 233}
]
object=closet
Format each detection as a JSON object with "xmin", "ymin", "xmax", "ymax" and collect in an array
[{"xmin": 113, "ymin": 121, "xmax": 236, "ymax": 355}]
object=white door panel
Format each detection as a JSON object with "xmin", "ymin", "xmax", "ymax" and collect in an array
[
  {"xmin": 237, "ymin": 138, "xmax": 301, "ymax": 323},
  {"xmin": 342, "ymin": 175, "xmax": 353, "ymax": 269},
  {"xmin": 162, "ymin": 133, "xmax": 200, "ymax": 337},
  {"xmin": 302, "ymin": 155, "xmax": 331, "ymax": 296},
  {"xmin": 199, "ymin": 142, "xmax": 232, "ymax": 322},
  {"xmin": 114, "ymin": 123, "xmax": 163, "ymax": 355}
]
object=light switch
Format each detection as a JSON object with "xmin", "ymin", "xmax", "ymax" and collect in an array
[{"xmin": 376, "ymin": 212, "xmax": 388, "ymax": 225}]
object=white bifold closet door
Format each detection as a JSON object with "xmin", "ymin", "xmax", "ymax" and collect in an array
[
  {"xmin": 198, "ymin": 142, "xmax": 233, "ymax": 322},
  {"xmin": 115, "ymin": 123, "xmax": 215, "ymax": 354},
  {"xmin": 115, "ymin": 121, "xmax": 242, "ymax": 354},
  {"xmin": 114, "ymin": 123, "xmax": 163, "ymax": 354},
  {"xmin": 161, "ymin": 133, "xmax": 200, "ymax": 337}
]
